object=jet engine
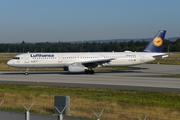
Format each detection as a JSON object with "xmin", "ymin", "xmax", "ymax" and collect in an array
[{"xmin": 63, "ymin": 63, "xmax": 85, "ymax": 72}]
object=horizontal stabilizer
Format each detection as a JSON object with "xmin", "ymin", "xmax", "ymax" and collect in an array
[{"xmin": 152, "ymin": 53, "xmax": 169, "ymax": 60}]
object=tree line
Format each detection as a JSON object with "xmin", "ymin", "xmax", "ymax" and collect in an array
[{"xmin": 0, "ymin": 39, "xmax": 180, "ymax": 53}]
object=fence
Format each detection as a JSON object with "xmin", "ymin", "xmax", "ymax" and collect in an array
[{"xmin": 0, "ymin": 100, "xmax": 180, "ymax": 120}]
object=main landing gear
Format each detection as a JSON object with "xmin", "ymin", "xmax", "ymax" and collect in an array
[
  {"xmin": 25, "ymin": 68, "xmax": 29, "ymax": 75},
  {"xmin": 85, "ymin": 69, "xmax": 94, "ymax": 74}
]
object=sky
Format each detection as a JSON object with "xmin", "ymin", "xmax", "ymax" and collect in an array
[{"xmin": 0, "ymin": 0, "xmax": 180, "ymax": 43}]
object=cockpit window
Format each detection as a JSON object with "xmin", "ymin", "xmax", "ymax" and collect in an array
[{"xmin": 12, "ymin": 57, "xmax": 20, "ymax": 60}]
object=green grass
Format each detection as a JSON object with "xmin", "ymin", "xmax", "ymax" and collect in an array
[
  {"xmin": 0, "ymin": 84, "xmax": 180, "ymax": 109},
  {"xmin": 148, "ymin": 59, "xmax": 180, "ymax": 65},
  {"xmin": 162, "ymin": 74, "xmax": 180, "ymax": 78},
  {"xmin": 168, "ymin": 53, "xmax": 180, "ymax": 58}
]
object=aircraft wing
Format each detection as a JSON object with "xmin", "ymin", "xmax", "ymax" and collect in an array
[{"xmin": 81, "ymin": 58, "xmax": 114, "ymax": 68}]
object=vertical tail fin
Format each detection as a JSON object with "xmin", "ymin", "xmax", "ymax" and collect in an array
[{"xmin": 142, "ymin": 30, "xmax": 166, "ymax": 52}]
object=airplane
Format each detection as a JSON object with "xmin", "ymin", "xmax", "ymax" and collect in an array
[{"xmin": 7, "ymin": 30, "xmax": 168, "ymax": 75}]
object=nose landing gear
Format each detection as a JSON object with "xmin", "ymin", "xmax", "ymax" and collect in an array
[{"xmin": 25, "ymin": 68, "xmax": 29, "ymax": 75}]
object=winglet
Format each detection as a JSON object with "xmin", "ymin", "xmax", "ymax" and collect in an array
[{"xmin": 142, "ymin": 30, "xmax": 166, "ymax": 52}]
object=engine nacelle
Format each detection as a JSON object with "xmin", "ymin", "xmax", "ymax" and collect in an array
[{"xmin": 64, "ymin": 63, "xmax": 85, "ymax": 72}]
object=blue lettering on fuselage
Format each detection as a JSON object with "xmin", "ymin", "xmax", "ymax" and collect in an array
[{"xmin": 30, "ymin": 54, "xmax": 54, "ymax": 57}]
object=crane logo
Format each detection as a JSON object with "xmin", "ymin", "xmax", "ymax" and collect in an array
[{"xmin": 153, "ymin": 37, "xmax": 163, "ymax": 47}]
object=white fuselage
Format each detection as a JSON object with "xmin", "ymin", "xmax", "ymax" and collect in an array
[{"xmin": 7, "ymin": 52, "xmax": 168, "ymax": 68}]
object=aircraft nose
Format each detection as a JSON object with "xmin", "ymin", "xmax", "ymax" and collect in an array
[{"xmin": 7, "ymin": 60, "xmax": 13, "ymax": 66}]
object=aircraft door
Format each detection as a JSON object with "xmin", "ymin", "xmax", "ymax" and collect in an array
[
  {"xmin": 98, "ymin": 55, "xmax": 104, "ymax": 59},
  {"xmin": 58, "ymin": 54, "xmax": 62, "ymax": 63},
  {"xmin": 140, "ymin": 54, "xmax": 145, "ymax": 62},
  {"xmin": 24, "ymin": 54, "xmax": 29, "ymax": 63}
]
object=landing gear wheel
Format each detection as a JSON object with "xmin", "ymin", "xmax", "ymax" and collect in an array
[
  {"xmin": 85, "ymin": 69, "xmax": 89, "ymax": 74},
  {"xmin": 89, "ymin": 70, "xmax": 94, "ymax": 74},
  {"xmin": 25, "ymin": 68, "xmax": 29, "ymax": 75},
  {"xmin": 84, "ymin": 69, "xmax": 94, "ymax": 74}
]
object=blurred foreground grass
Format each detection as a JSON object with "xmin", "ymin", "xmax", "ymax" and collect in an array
[{"xmin": 0, "ymin": 84, "xmax": 180, "ymax": 120}]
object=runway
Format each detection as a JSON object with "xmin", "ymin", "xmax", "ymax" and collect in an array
[{"xmin": 0, "ymin": 64, "xmax": 180, "ymax": 92}]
